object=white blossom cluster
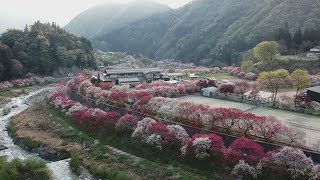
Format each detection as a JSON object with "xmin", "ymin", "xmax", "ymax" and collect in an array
[
  {"xmin": 231, "ymin": 160, "xmax": 261, "ymax": 178},
  {"xmin": 146, "ymin": 134, "xmax": 163, "ymax": 149},
  {"xmin": 191, "ymin": 137, "xmax": 211, "ymax": 159},
  {"xmin": 167, "ymin": 125, "xmax": 189, "ymax": 140},
  {"xmin": 110, "ymin": 85, "xmax": 130, "ymax": 92},
  {"xmin": 66, "ymin": 103, "xmax": 86, "ymax": 116},
  {"xmin": 131, "ymin": 117, "xmax": 156, "ymax": 140},
  {"xmin": 270, "ymin": 146, "xmax": 317, "ymax": 179}
]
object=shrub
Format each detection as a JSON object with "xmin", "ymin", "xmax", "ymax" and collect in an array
[
  {"xmin": 0, "ymin": 157, "xmax": 51, "ymax": 180},
  {"xmin": 232, "ymin": 160, "xmax": 262, "ymax": 179},
  {"xmin": 20, "ymin": 137, "xmax": 41, "ymax": 151},
  {"xmin": 225, "ymin": 137, "xmax": 265, "ymax": 166},
  {"xmin": 245, "ymin": 72, "xmax": 257, "ymax": 80},
  {"xmin": 131, "ymin": 117, "xmax": 156, "ymax": 141},
  {"xmin": 115, "ymin": 114, "xmax": 139, "ymax": 133},
  {"xmin": 99, "ymin": 82, "xmax": 113, "ymax": 90},
  {"xmin": 70, "ymin": 153, "xmax": 82, "ymax": 176},
  {"xmin": 264, "ymin": 146, "xmax": 316, "ymax": 179},
  {"xmin": 181, "ymin": 133, "xmax": 225, "ymax": 160},
  {"xmin": 218, "ymin": 84, "xmax": 235, "ymax": 95},
  {"xmin": 132, "ymin": 119, "xmax": 188, "ymax": 150}
]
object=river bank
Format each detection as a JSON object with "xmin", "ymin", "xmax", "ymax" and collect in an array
[
  {"xmin": 8, "ymin": 98, "xmax": 228, "ymax": 179},
  {"xmin": 0, "ymin": 87, "xmax": 78, "ymax": 179}
]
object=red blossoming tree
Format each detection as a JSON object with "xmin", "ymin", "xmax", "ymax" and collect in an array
[
  {"xmin": 225, "ymin": 137, "xmax": 265, "ymax": 166},
  {"xmin": 219, "ymin": 84, "xmax": 235, "ymax": 96}
]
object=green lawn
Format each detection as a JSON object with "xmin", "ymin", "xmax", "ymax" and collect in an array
[{"xmin": 198, "ymin": 73, "xmax": 246, "ymax": 81}]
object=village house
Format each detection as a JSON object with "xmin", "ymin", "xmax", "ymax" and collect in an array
[
  {"xmin": 306, "ymin": 46, "xmax": 320, "ymax": 57},
  {"xmin": 306, "ymin": 86, "xmax": 320, "ymax": 103}
]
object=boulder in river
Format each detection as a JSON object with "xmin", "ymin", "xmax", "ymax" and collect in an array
[{"xmin": 0, "ymin": 145, "xmax": 8, "ymax": 151}]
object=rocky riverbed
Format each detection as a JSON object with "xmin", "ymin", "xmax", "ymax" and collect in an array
[{"xmin": 0, "ymin": 87, "xmax": 78, "ymax": 180}]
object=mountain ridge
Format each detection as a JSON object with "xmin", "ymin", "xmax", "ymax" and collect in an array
[{"xmin": 67, "ymin": 0, "xmax": 320, "ymax": 65}]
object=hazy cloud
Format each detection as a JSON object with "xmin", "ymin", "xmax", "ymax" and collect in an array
[{"xmin": 0, "ymin": 0, "xmax": 192, "ymax": 32}]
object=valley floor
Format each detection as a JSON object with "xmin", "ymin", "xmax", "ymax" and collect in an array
[{"xmin": 9, "ymin": 100, "xmax": 232, "ymax": 180}]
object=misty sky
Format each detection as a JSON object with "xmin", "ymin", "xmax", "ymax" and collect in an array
[{"xmin": 0, "ymin": 0, "xmax": 192, "ymax": 32}]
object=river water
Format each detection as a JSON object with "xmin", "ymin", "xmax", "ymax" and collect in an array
[{"xmin": 0, "ymin": 88, "xmax": 76, "ymax": 180}]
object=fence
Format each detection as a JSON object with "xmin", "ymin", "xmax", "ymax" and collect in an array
[
  {"xmin": 68, "ymin": 91, "xmax": 320, "ymax": 163},
  {"xmin": 203, "ymin": 91, "xmax": 272, "ymax": 107}
]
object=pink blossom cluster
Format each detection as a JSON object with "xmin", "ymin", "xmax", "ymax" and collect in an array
[
  {"xmin": 221, "ymin": 67, "xmax": 234, "ymax": 73},
  {"xmin": 68, "ymin": 74, "xmax": 201, "ymax": 107},
  {"xmin": 181, "ymin": 133, "xmax": 225, "ymax": 159},
  {"xmin": 49, "ymin": 91, "xmax": 134, "ymax": 133},
  {"xmin": 210, "ymin": 67, "xmax": 221, "ymax": 73},
  {"xmin": 135, "ymin": 81, "xmax": 176, "ymax": 90},
  {"xmin": 136, "ymin": 80, "xmax": 200, "ymax": 96},
  {"xmin": 49, "ymin": 87, "xmax": 319, "ymax": 179},
  {"xmin": 245, "ymin": 72, "xmax": 258, "ymax": 80},
  {"xmin": 66, "ymin": 75, "xmax": 305, "ymax": 146},
  {"xmin": 310, "ymin": 75, "xmax": 320, "ymax": 86},
  {"xmin": 261, "ymin": 146, "xmax": 319, "ymax": 179},
  {"xmin": 110, "ymin": 85, "xmax": 130, "ymax": 92},
  {"xmin": 232, "ymin": 146, "xmax": 320, "ymax": 179},
  {"xmin": 311, "ymin": 101, "xmax": 320, "ymax": 112},
  {"xmin": 222, "ymin": 67, "xmax": 257, "ymax": 80},
  {"xmin": 115, "ymin": 114, "xmax": 139, "ymax": 133},
  {"xmin": 0, "ymin": 76, "xmax": 50, "ymax": 90},
  {"xmin": 0, "ymin": 81, "xmax": 13, "ymax": 90},
  {"xmin": 67, "ymin": 74, "xmax": 150, "ymax": 107},
  {"xmin": 132, "ymin": 117, "xmax": 189, "ymax": 150},
  {"xmin": 134, "ymin": 98, "xmax": 305, "ymax": 145},
  {"xmin": 226, "ymin": 137, "xmax": 265, "ymax": 166}
]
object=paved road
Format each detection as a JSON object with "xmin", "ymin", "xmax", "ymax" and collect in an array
[{"xmin": 176, "ymin": 95, "xmax": 320, "ymax": 150}]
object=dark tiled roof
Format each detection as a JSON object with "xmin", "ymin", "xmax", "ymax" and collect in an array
[{"xmin": 106, "ymin": 68, "xmax": 161, "ymax": 75}]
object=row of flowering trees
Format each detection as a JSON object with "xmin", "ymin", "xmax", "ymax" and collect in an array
[
  {"xmin": 67, "ymin": 74, "xmax": 201, "ymax": 107},
  {"xmin": 133, "ymin": 97, "xmax": 306, "ymax": 146},
  {"xmin": 49, "ymin": 90, "xmax": 138, "ymax": 134},
  {"xmin": 66, "ymin": 74, "xmax": 306, "ymax": 146},
  {"xmin": 49, "ymin": 89, "xmax": 320, "ymax": 179},
  {"xmin": 0, "ymin": 76, "xmax": 54, "ymax": 90},
  {"xmin": 220, "ymin": 67, "xmax": 258, "ymax": 81}
]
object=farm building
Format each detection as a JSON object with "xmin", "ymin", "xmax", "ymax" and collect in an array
[
  {"xmin": 306, "ymin": 86, "xmax": 320, "ymax": 103},
  {"xmin": 306, "ymin": 46, "xmax": 320, "ymax": 57},
  {"xmin": 201, "ymin": 87, "xmax": 218, "ymax": 97}
]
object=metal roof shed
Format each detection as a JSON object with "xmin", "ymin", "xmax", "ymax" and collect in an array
[
  {"xmin": 201, "ymin": 87, "xmax": 218, "ymax": 97},
  {"xmin": 306, "ymin": 86, "xmax": 320, "ymax": 103}
]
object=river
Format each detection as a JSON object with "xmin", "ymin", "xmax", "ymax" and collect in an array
[{"xmin": 0, "ymin": 87, "xmax": 76, "ymax": 180}]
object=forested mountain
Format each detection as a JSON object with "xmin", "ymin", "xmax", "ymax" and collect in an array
[
  {"xmin": 86, "ymin": 0, "xmax": 320, "ymax": 66},
  {"xmin": 0, "ymin": 21, "xmax": 96, "ymax": 81},
  {"xmin": 65, "ymin": 1, "xmax": 171, "ymax": 39}
]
